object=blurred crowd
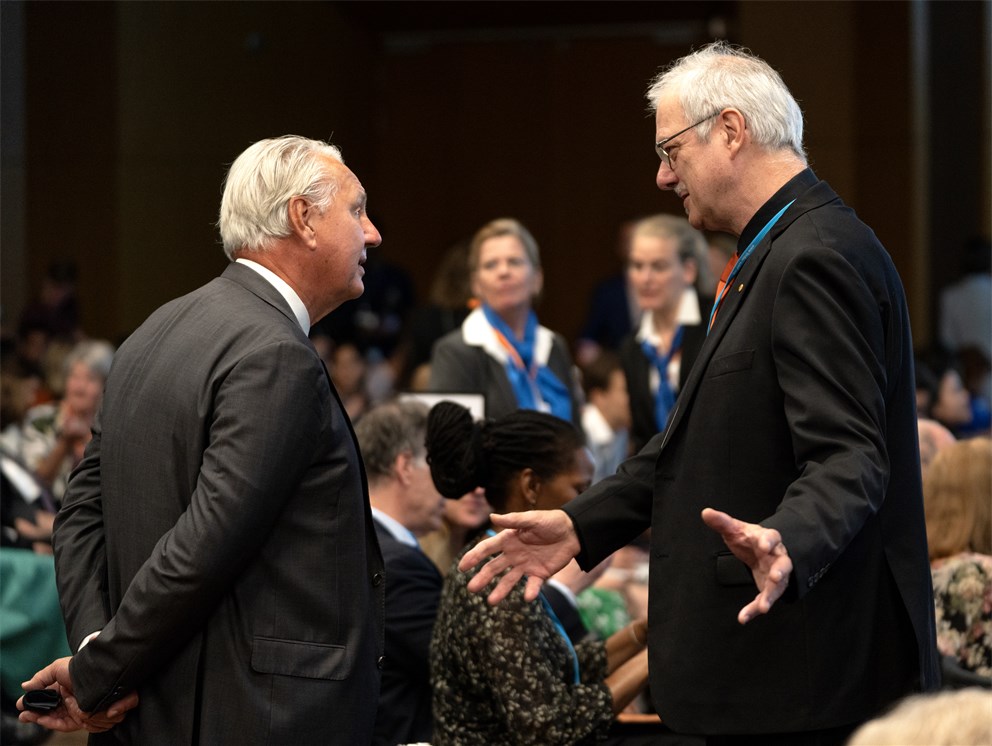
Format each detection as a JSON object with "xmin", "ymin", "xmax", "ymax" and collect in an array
[{"xmin": 1, "ymin": 224, "xmax": 989, "ymax": 745}]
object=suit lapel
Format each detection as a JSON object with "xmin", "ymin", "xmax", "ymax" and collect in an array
[{"xmin": 659, "ymin": 181, "xmax": 837, "ymax": 449}]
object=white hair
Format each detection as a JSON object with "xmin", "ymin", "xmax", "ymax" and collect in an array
[
  {"xmin": 218, "ymin": 135, "xmax": 344, "ymax": 259},
  {"xmin": 65, "ymin": 339, "xmax": 116, "ymax": 380},
  {"xmin": 647, "ymin": 41, "xmax": 806, "ymax": 162}
]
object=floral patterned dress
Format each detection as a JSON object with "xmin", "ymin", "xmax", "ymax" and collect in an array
[
  {"xmin": 930, "ymin": 552, "xmax": 992, "ymax": 677},
  {"xmin": 430, "ymin": 540, "xmax": 614, "ymax": 745}
]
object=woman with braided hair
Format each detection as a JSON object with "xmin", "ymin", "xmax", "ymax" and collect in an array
[{"xmin": 425, "ymin": 401, "xmax": 667, "ymax": 746}]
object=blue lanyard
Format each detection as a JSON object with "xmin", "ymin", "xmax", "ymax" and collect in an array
[
  {"xmin": 485, "ymin": 530, "xmax": 580, "ymax": 684},
  {"xmin": 707, "ymin": 199, "xmax": 796, "ymax": 334}
]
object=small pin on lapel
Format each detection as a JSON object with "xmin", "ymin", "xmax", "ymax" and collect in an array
[{"xmin": 737, "ymin": 283, "xmax": 744, "ymax": 292}]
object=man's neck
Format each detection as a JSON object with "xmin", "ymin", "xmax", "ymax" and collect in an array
[{"xmin": 727, "ymin": 153, "xmax": 806, "ymax": 236}]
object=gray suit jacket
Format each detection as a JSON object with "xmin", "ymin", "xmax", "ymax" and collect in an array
[{"xmin": 54, "ymin": 263, "xmax": 385, "ymax": 744}]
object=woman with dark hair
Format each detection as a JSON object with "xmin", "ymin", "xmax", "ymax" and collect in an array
[{"xmin": 426, "ymin": 402, "xmax": 659, "ymax": 746}]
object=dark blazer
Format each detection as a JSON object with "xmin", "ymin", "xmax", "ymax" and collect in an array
[
  {"xmin": 372, "ymin": 519, "xmax": 443, "ymax": 746},
  {"xmin": 428, "ymin": 314, "xmax": 582, "ymax": 427},
  {"xmin": 564, "ymin": 170, "xmax": 939, "ymax": 735},
  {"xmin": 619, "ymin": 298, "xmax": 708, "ymax": 453},
  {"xmin": 54, "ymin": 263, "xmax": 385, "ymax": 744}
]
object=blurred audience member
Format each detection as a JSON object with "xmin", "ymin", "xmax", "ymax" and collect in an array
[
  {"xmin": 328, "ymin": 341, "xmax": 371, "ymax": 423},
  {"xmin": 620, "ymin": 215, "xmax": 710, "ymax": 452},
  {"xmin": 847, "ymin": 689, "xmax": 992, "ymax": 746},
  {"xmin": 312, "ymin": 245, "xmax": 416, "ymax": 363},
  {"xmin": 575, "ymin": 220, "xmax": 640, "ymax": 367},
  {"xmin": 931, "ymin": 361, "xmax": 979, "ymax": 437},
  {"xmin": 916, "ymin": 418, "xmax": 956, "ymax": 481},
  {"xmin": 939, "ymin": 236, "xmax": 991, "ymax": 401},
  {"xmin": 923, "ymin": 437, "xmax": 992, "ymax": 679},
  {"xmin": 428, "ymin": 218, "xmax": 581, "ymax": 426},
  {"xmin": 579, "ymin": 352, "xmax": 631, "ymax": 484},
  {"xmin": 425, "ymin": 402, "xmax": 664, "ymax": 745},
  {"xmin": 355, "ymin": 401, "xmax": 446, "ymax": 746},
  {"xmin": 19, "ymin": 340, "xmax": 114, "ymax": 502},
  {"xmin": 17, "ymin": 260, "xmax": 82, "ymax": 346},
  {"xmin": 397, "ymin": 240, "xmax": 473, "ymax": 391},
  {"xmin": 419, "ymin": 486, "xmax": 491, "ymax": 577}
]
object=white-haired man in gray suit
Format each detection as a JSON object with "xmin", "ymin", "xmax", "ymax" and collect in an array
[{"xmin": 18, "ymin": 136, "xmax": 385, "ymax": 744}]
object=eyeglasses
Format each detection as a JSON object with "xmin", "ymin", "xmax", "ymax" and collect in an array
[{"xmin": 655, "ymin": 111, "xmax": 722, "ymax": 168}]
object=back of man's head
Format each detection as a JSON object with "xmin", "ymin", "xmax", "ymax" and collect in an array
[
  {"xmin": 355, "ymin": 400, "xmax": 430, "ymax": 486},
  {"xmin": 218, "ymin": 135, "xmax": 343, "ymax": 259},
  {"xmin": 647, "ymin": 41, "xmax": 806, "ymax": 162}
]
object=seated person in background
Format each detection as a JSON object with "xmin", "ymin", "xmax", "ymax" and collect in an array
[
  {"xmin": 574, "ymin": 220, "xmax": 639, "ymax": 368},
  {"xmin": 19, "ymin": 340, "xmax": 114, "ymax": 502},
  {"xmin": 923, "ymin": 436, "xmax": 992, "ymax": 679},
  {"xmin": 428, "ymin": 218, "xmax": 581, "ymax": 426},
  {"xmin": 916, "ymin": 418, "xmax": 955, "ymax": 481},
  {"xmin": 847, "ymin": 689, "xmax": 992, "ymax": 746},
  {"xmin": 425, "ymin": 401, "xmax": 664, "ymax": 746},
  {"xmin": 328, "ymin": 341, "xmax": 371, "ymax": 423},
  {"xmin": 579, "ymin": 351, "xmax": 631, "ymax": 485},
  {"xmin": 619, "ymin": 215, "xmax": 710, "ymax": 452},
  {"xmin": 354, "ymin": 400, "xmax": 446, "ymax": 746},
  {"xmin": 420, "ymin": 486, "xmax": 491, "ymax": 577}
]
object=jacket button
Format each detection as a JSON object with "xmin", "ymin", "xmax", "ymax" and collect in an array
[
  {"xmin": 377, "ymin": 656, "xmax": 385, "ymax": 670},
  {"xmin": 372, "ymin": 572, "xmax": 384, "ymax": 587}
]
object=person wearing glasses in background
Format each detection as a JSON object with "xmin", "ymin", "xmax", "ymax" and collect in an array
[{"xmin": 459, "ymin": 41, "xmax": 939, "ymax": 746}]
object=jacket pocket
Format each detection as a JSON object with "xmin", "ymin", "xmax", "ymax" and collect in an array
[
  {"xmin": 251, "ymin": 636, "xmax": 354, "ymax": 680},
  {"xmin": 706, "ymin": 349, "xmax": 755, "ymax": 378},
  {"xmin": 715, "ymin": 551, "xmax": 754, "ymax": 586}
]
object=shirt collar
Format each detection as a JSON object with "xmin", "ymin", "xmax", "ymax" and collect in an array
[
  {"xmin": 737, "ymin": 167, "xmax": 817, "ymax": 254},
  {"xmin": 235, "ymin": 258, "xmax": 311, "ymax": 335},
  {"xmin": 371, "ymin": 507, "xmax": 419, "ymax": 548}
]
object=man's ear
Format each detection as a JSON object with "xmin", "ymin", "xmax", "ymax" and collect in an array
[
  {"xmin": 394, "ymin": 451, "xmax": 414, "ymax": 487},
  {"xmin": 288, "ymin": 196, "xmax": 315, "ymax": 245},
  {"xmin": 719, "ymin": 108, "xmax": 747, "ymax": 156}
]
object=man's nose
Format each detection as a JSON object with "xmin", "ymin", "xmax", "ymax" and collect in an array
[
  {"xmin": 656, "ymin": 161, "xmax": 678, "ymax": 191},
  {"xmin": 365, "ymin": 219, "xmax": 382, "ymax": 247}
]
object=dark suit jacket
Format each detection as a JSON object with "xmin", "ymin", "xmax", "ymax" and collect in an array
[
  {"xmin": 619, "ymin": 299, "xmax": 708, "ymax": 453},
  {"xmin": 54, "ymin": 263, "xmax": 385, "ymax": 744},
  {"xmin": 372, "ymin": 519, "xmax": 443, "ymax": 746},
  {"xmin": 564, "ymin": 169, "xmax": 939, "ymax": 735},
  {"xmin": 428, "ymin": 315, "xmax": 582, "ymax": 428}
]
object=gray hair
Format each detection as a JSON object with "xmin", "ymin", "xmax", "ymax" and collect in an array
[
  {"xmin": 631, "ymin": 214, "xmax": 713, "ymax": 292},
  {"xmin": 218, "ymin": 135, "xmax": 344, "ymax": 259},
  {"xmin": 468, "ymin": 218, "xmax": 542, "ymax": 274},
  {"xmin": 354, "ymin": 400, "xmax": 430, "ymax": 483},
  {"xmin": 647, "ymin": 41, "xmax": 806, "ymax": 162},
  {"xmin": 64, "ymin": 339, "xmax": 116, "ymax": 380}
]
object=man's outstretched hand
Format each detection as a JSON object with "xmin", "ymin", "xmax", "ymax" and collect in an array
[
  {"xmin": 701, "ymin": 508, "xmax": 792, "ymax": 624},
  {"xmin": 458, "ymin": 510, "xmax": 581, "ymax": 605},
  {"xmin": 17, "ymin": 656, "xmax": 139, "ymax": 733}
]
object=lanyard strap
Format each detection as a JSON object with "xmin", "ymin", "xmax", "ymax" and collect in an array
[{"xmin": 707, "ymin": 199, "xmax": 796, "ymax": 334}]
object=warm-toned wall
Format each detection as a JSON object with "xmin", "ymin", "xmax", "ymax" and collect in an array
[{"xmin": 5, "ymin": 1, "xmax": 987, "ymax": 351}]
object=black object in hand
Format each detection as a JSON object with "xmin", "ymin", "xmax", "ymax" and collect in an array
[{"xmin": 23, "ymin": 689, "xmax": 62, "ymax": 713}]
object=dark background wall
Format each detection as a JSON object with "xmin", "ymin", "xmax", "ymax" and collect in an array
[{"xmin": 2, "ymin": 1, "xmax": 989, "ymax": 350}]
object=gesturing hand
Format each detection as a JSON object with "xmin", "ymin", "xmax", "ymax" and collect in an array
[
  {"xmin": 459, "ymin": 510, "xmax": 581, "ymax": 605},
  {"xmin": 701, "ymin": 508, "xmax": 792, "ymax": 624}
]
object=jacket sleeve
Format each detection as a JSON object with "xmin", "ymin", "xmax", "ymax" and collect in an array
[
  {"xmin": 61, "ymin": 340, "xmax": 330, "ymax": 712},
  {"xmin": 761, "ymin": 244, "xmax": 890, "ymax": 598},
  {"xmin": 53, "ymin": 420, "xmax": 112, "ymax": 651}
]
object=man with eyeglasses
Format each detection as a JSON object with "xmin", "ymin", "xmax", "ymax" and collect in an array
[{"xmin": 460, "ymin": 41, "xmax": 938, "ymax": 745}]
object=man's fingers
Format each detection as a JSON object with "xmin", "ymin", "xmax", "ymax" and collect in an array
[
  {"xmin": 459, "ymin": 534, "xmax": 502, "ymax": 573},
  {"xmin": 486, "ymin": 569, "xmax": 524, "ymax": 606},
  {"xmin": 523, "ymin": 574, "xmax": 545, "ymax": 603},
  {"xmin": 106, "ymin": 691, "xmax": 139, "ymax": 718}
]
